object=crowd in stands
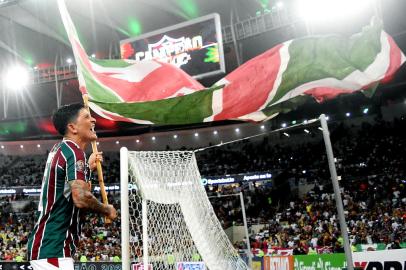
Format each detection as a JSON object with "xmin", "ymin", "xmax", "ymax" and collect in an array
[{"xmin": 0, "ymin": 115, "xmax": 405, "ymax": 260}]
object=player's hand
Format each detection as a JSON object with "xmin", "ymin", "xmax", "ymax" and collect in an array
[
  {"xmin": 89, "ymin": 151, "xmax": 103, "ymax": 171},
  {"xmin": 105, "ymin": 204, "xmax": 117, "ymax": 220}
]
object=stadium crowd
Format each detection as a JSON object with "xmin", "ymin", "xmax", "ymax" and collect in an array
[{"xmin": 0, "ymin": 116, "xmax": 405, "ymax": 260}]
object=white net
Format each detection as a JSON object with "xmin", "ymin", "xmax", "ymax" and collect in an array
[{"xmin": 126, "ymin": 151, "xmax": 248, "ymax": 270}]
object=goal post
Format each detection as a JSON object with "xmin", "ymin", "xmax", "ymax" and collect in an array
[
  {"xmin": 120, "ymin": 147, "xmax": 130, "ymax": 270},
  {"xmin": 120, "ymin": 147, "xmax": 248, "ymax": 270}
]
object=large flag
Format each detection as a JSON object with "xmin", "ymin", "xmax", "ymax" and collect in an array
[{"xmin": 58, "ymin": 0, "xmax": 405, "ymax": 125}]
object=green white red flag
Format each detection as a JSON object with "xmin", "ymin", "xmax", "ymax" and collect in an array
[{"xmin": 58, "ymin": 0, "xmax": 405, "ymax": 125}]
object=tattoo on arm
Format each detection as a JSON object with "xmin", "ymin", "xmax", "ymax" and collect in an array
[{"xmin": 70, "ymin": 180, "xmax": 108, "ymax": 215}]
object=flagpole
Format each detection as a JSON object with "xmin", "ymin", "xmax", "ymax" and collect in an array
[
  {"xmin": 83, "ymin": 94, "xmax": 111, "ymax": 224},
  {"xmin": 320, "ymin": 114, "xmax": 353, "ymax": 270}
]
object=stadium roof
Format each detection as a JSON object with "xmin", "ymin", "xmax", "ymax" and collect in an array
[{"xmin": 0, "ymin": 0, "xmax": 265, "ymax": 66}]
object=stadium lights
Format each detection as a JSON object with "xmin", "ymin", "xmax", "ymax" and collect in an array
[
  {"xmin": 173, "ymin": 134, "xmax": 178, "ymax": 139},
  {"xmin": 91, "ymin": 54, "xmax": 96, "ymax": 58},
  {"xmin": 260, "ymin": 125, "xmax": 265, "ymax": 130},
  {"xmin": 276, "ymin": 1, "xmax": 284, "ymax": 8},
  {"xmin": 303, "ymin": 119, "xmax": 308, "ymax": 124},
  {"xmin": 37, "ymin": 144, "xmax": 41, "ymax": 148},
  {"xmin": 194, "ymin": 133, "xmax": 199, "ymax": 137},
  {"xmin": 20, "ymin": 145, "xmax": 23, "ymax": 149},
  {"xmin": 283, "ymin": 132, "xmax": 290, "ymax": 137},
  {"xmin": 96, "ymin": 142, "xmax": 100, "ymax": 145},
  {"xmin": 363, "ymin": 108, "xmax": 369, "ymax": 114},
  {"xmin": 115, "ymin": 141, "xmax": 120, "ymax": 144},
  {"xmin": 296, "ymin": 0, "xmax": 372, "ymax": 23},
  {"xmin": 325, "ymin": 116, "xmax": 330, "ymax": 121},
  {"xmin": 346, "ymin": 112, "xmax": 351, "ymax": 117},
  {"xmin": 281, "ymin": 123, "xmax": 287, "ymax": 128},
  {"xmin": 0, "ymin": 145, "xmax": 4, "ymax": 149},
  {"xmin": 136, "ymin": 139, "xmax": 140, "ymax": 143},
  {"xmin": 66, "ymin": 58, "xmax": 73, "ymax": 64},
  {"xmin": 213, "ymin": 130, "xmax": 218, "ymax": 135},
  {"xmin": 235, "ymin": 128, "xmax": 240, "ymax": 132},
  {"xmin": 291, "ymin": 120, "xmax": 297, "ymax": 125},
  {"xmin": 302, "ymin": 170, "xmax": 306, "ymax": 174},
  {"xmin": 151, "ymin": 136, "xmax": 156, "ymax": 141},
  {"xmin": 3, "ymin": 65, "xmax": 29, "ymax": 91}
]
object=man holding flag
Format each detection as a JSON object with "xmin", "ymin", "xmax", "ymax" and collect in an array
[{"xmin": 27, "ymin": 103, "xmax": 117, "ymax": 270}]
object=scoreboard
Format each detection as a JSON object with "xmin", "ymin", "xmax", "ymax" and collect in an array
[{"xmin": 120, "ymin": 14, "xmax": 225, "ymax": 79}]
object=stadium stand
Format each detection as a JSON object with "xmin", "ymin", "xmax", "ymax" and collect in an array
[{"xmin": 0, "ymin": 116, "xmax": 405, "ymax": 260}]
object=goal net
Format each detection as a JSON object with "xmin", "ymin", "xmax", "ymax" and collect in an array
[{"xmin": 120, "ymin": 148, "xmax": 248, "ymax": 270}]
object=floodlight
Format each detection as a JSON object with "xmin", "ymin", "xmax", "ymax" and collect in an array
[
  {"xmin": 151, "ymin": 136, "xmax": 156, "ymax": 141},
  {"xmin": 66, "ymin": 58, "xmax": 73, "ymax": 64},
  {"xmin": 281, "ymin": 123, "xmax": 287, "ymax": 128},
  {"xmin": 4, "ymin": 66, "xmax": 29, "ymax": 90},
  {"xmin": 173, "ymin": 134, "xmax": 178, "ymax": 139},
  {"xmin": 194, "ymin": 133, "xmax": 199, "ymax": 137},
  {"xmin": 297, "ymin": 0, "xmax": 372, "ymax": 23}
]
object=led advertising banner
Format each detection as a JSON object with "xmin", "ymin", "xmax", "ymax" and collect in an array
[
  {"xmin": 263, "ymin": 256, "xmax": 294, "ymax": 270},
  {"xmin": 176, "ymin": 262, "xmax": 205, "ymax": 270},
  {"xmin": 201, "ymin": 171, "xmax": 273, "ymax": 186},
  {"xmin": 120, "ymin": 14, "xmax": 225, "ymax": 79},
  {"xmin": 0, "ymin": 171, "xmax": 273, "ymax": 196},
  {"xmin": 0, "ymin": 262, "xmax": 122, "ymax": 270},
  {"xmin": 293, "ymin": 254, "xmax": 346, "ymax": 270}
]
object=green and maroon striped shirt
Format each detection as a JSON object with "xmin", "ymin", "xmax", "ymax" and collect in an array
[{"xmin": 27, "ymin": 140, "xmax": 89, "ymax": 260}]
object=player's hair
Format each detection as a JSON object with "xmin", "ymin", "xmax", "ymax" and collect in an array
[{"xmin": 52, "ymin": 103, "xmax": 85, "ymax": 136}]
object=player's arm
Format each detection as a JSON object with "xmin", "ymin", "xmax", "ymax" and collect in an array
[{"xmin": 70, "ymin": 179, "xmax": 117, "ymax": 220}]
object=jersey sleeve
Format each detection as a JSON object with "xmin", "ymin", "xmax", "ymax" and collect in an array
[{"xmin": 65, "ymin": 146, "xmax": 87, "ymax": 181}]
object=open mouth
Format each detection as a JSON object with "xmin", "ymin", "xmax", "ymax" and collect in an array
[{"xmin": 90, "ymin": 125, "xmax": 95, "ymax": 133}]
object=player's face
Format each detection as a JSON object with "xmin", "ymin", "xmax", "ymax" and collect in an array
[{"xmin": 73, "ymin": 108, "xmax": 97, "ymax": 142}]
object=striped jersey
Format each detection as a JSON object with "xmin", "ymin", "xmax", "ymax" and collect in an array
[{"xmin": 27, "ymin": 140, "xmax": 89, "ymax": 260}]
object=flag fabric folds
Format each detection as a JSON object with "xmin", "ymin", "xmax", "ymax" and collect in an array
[{"xmin": 58, "ymin": 0, "xmax": 405, "ymax": 125}]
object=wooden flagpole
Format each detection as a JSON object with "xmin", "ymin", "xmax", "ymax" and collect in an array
[{"xmin": 83, "ymin": 94, "xmax": 111, "ymax": 223}]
